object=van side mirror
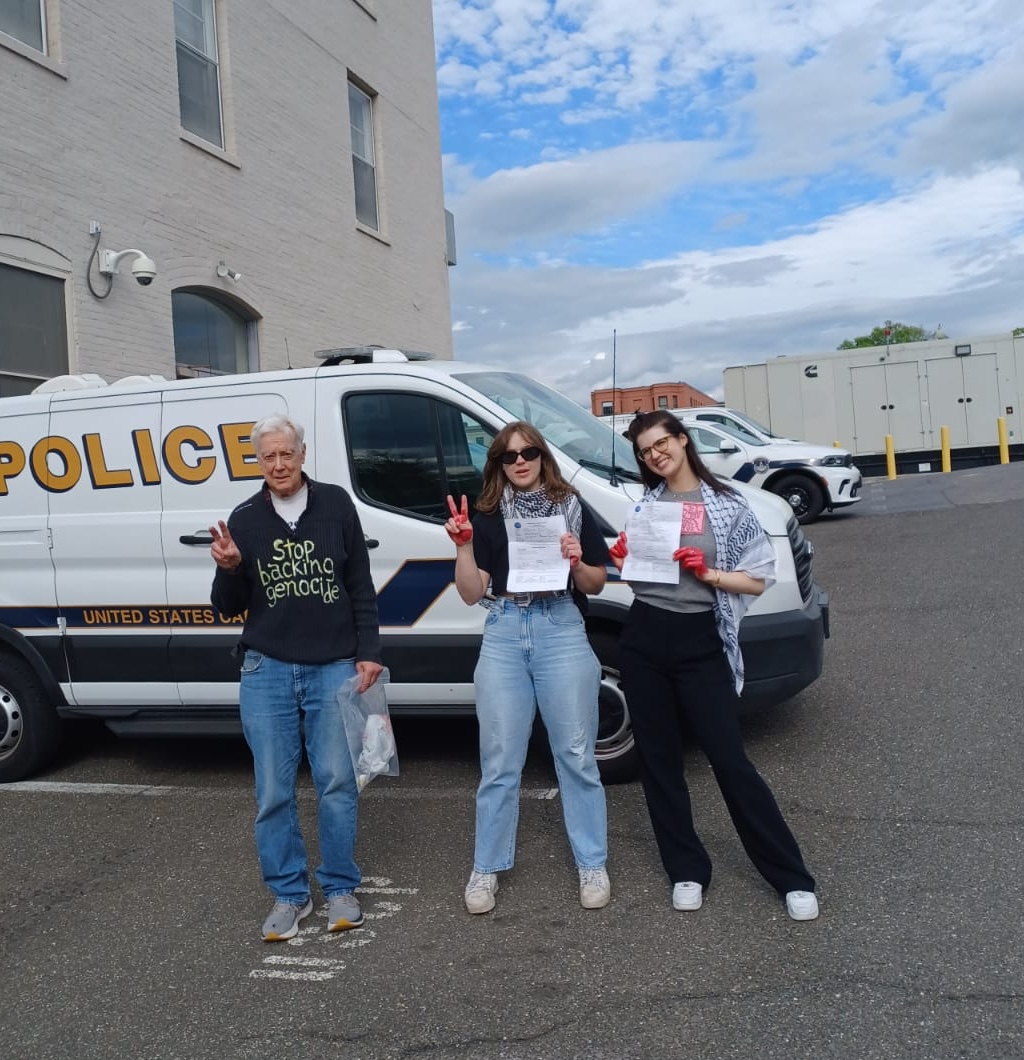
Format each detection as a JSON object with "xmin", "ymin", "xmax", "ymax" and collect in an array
[{"xmin": 719, "ymin": 439, "xmax": 740, "ymax": 453}]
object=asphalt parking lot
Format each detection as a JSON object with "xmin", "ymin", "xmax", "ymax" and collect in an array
[{"xmin": 3, "ymin": 462, "xmax": 1024, "ymax": 1060}]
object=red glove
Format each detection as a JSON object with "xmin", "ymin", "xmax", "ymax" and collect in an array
[
  {"xmin": 672, "ymin": 546, "xmax": 708, "ymax": 578},
  {"xmin": 608, "ymin": 531, "xmax": 628, "ymax": 572},
  {"xmin": 445, "ymin": 494, "xmax": 473, "ymax": 545}
]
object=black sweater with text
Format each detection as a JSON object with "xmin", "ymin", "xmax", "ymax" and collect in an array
[{"xmin": 211, "ymin": 478, "xmax": 382, "ymax": 665}]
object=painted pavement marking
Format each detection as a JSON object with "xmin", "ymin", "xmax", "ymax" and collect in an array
[{"xmin": 249, "ymin": 877, "xmax": 417, "ymax": 981}]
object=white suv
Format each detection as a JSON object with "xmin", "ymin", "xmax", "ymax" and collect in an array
[{"xmin": 677, "ymin": 409, "xmax": 862, "ymax": 524}]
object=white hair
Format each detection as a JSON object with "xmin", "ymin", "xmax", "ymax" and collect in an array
[{"xmin": 250, "ymin": 414, "xmax": 305, "ymax": 449}]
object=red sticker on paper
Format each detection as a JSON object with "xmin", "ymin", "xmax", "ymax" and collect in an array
[{"xmin": 681, "ymin": 502, "xmax": 705, "ymax": 535}]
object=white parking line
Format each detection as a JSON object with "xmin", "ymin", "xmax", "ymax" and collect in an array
[
  {"xmin": 0, "ymin": 781, "xmax": 561, "ymax": 799},
  {"xmin": 0, "ymin": 781, "xmax": 178, "ymax": 795}
]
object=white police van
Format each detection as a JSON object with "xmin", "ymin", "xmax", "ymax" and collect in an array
[{"xmin": 0, "ymin": 351, "xmax": 829, "ymax": 783}]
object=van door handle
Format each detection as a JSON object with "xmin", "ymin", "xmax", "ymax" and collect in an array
[
  {"xmin": 180, "ymin": 532, "xmax": 214, "ymax": 545},
  {"xmin": 364, "ymin": 535, "xmax": 380, "ymax": 549}
]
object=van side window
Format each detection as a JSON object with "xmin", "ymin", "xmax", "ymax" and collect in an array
[{"xmin": 344, "ymin": 392, "xmax": 494, "ymax": 519}]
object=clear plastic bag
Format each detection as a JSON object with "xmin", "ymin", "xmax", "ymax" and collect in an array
[{"xmin": 337, "ymin": 667, "xmax": 399, "ymax": 792}]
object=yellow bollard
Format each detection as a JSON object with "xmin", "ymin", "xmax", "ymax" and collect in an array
[
  {"xmin": 940, "ymin": 426, "xmax": 951, "ymax": 472},
  {"xmin": 885, "ymin": 434, "xmax": 896, "ymax": 479},
  {"xmin": 833, "ymin": 440, "xmax": 842, "ymax": 448},
  {"xmin": 997, "ymin": 417, "xmax": 1010, "ymax": 464}
]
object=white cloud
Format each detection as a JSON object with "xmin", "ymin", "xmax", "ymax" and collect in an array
[{"xmin": 448, "ymin": 140, "xmax": 716, "ymax": 251}]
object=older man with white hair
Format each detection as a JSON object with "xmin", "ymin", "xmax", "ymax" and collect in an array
[{"xmin": 209, "ymin": 413, "xmax": 383, "ymax": 941}]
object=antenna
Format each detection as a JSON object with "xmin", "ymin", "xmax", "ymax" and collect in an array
[
  {"xmin": 608, "ymin": 328, "xmax": 619, "ymax": 487},
  {"xmin": 611, "ymin": 328, "xmax": 617, "ymax": 415},
  {"xmin": 285, "ymin": 337, "xmax": 293, "ymax": 370}
]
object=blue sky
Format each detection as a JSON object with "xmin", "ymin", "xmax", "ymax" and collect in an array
[{"xmin": 431, "ymin": 0, "xmax": 1024, "ymax": 404}]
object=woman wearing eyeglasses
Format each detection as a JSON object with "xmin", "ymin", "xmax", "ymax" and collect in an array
[
  {"xmin": 444, "ymin": 421, "xmax": 611, "ymax": 915},
  {"xmin": 610, "ymin": 410, "xmax": 818, "ymax": 922}
]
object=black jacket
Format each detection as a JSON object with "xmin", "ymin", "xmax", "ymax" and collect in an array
[{"xmin": 211, "ymin": 477, "xmax": 382, "ymax": 665}]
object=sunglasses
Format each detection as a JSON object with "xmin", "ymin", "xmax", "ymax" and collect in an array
[
  {"xmin": 638, "ymin": 435, "xmax": 675, "ymax": 461},
  {"xmin": 499, "ymin": 445, "xmax": 542, "ymax": 465}
]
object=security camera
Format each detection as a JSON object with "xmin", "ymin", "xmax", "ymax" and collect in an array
[
  {"xmin": 131, "ymin": 254, "xmax": 157, "ymax": 286},
  {"xmin": 98, "ymin": 247, "xmax": 157, "ymax": 288}
]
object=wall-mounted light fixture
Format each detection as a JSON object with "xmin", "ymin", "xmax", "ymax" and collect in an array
[
  {"xmin": 217, "ymin": 261, "xmax": 241, "ymax": 282},
  {"xmin": 954, "ymin": 344, "xmax": 972, "ymax": 357}
]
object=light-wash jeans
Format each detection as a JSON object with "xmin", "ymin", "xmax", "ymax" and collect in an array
[
  {"xmin": 239, "ymin": 651, "xmax": 360, "ymax": 904},
  {"xmin": 473, "ymin": 595, "xmax": 608, "ymax": 873}
]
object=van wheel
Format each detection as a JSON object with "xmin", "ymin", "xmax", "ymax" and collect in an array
[
  {"xmin": 0, "ymin": 655, "xmax": 61, "ymax": 783},
  {"xmin": 772, "ymin": 474, "xmax": 825, "ymax": 524},
  {"xmin": 587, "ymin": 630, "xmax": 638, "ymax": 784}
]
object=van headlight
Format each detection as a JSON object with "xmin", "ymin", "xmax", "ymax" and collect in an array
[{"xmin": 808, "ymin": 455, "xmax": 847, "ymax": 467}]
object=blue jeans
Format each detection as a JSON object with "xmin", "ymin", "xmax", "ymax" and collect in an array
[
  {"xmin": 239, "ymin": 651, "xmax": 360, "ymax": 904},
  {"xmin": 473, "ymin": 595, "xmax": 607, "ymax": 873}
]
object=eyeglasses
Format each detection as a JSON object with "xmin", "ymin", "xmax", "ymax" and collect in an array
[
  {"xmin": 638, "ymin": 435, "xmax": 675, "ymax": 461},
  {"xmin": 499, "ymin": 446, "xmax": 542, "ymax": 465}
]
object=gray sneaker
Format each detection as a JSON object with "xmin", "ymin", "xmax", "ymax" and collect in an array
[
  {"xmin": 326, "ymin": 892, "xmax": 364, "ymax": 932},
  {"xmin": 464, "ymin": 870, "xmax": 498, "ymax": 914},
  {"xmin": 262, "ymin": 898, "xmax": 313, "ymax": 941},
  {"xmin": 579, "ymin": 866, "xmax": 611, "ymax": 909}
]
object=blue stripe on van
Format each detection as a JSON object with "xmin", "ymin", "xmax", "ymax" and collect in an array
[{"xmin": 375, "ymin": 558, "xmax": 457, "ymax": 626}]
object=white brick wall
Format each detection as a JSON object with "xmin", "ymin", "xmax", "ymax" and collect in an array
[{"xmin": 0, "ymin": 0, "xmax": 453, "ymax": 383}]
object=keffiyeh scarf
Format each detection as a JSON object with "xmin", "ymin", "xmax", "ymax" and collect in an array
[
  {"xmin": 642, "ymin": 480, "xmax": 777, "ymax": 693},
  {"xmin": 499, "ymin": 484, "xmax": 583, "ymax": 539}
]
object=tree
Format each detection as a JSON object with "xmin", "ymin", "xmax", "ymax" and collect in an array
[
  {"xmin": 837, "ymin": 320, "xmax": 929, "ymax": 350},
  {"xmin": 1013, "ymin": 326, "xmax": 1024, "ymax": 337}
]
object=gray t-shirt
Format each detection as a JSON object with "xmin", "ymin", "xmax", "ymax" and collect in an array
[{"xmin": 631, "ymin": 487, "xmax": 718, "ymax": 613}]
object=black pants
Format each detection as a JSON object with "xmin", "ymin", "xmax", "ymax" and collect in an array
[{"xmin": 621, "ymin": 601, "xmax": 815, "ymax": 896}]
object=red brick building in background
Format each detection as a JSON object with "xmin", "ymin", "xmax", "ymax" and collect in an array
[{"xmin": 591, "ymin": 381, "xmax": 717, "ymax": 417}]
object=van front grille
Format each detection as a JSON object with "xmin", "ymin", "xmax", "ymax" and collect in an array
[{"xmin": 786, "ymin": 516, "xmax": 815, "ymax": 602}]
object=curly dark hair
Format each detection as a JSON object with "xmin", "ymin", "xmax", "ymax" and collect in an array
[{"xmin": 624, "ymin": 410, "xmax": 735, "ymax": 494}]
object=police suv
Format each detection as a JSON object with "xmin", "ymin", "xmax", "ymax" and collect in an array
[{"xmin": 0, "ymin": 351, "xmax": 829, "ymax": 783}]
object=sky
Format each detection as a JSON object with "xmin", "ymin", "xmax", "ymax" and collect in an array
[{"xmin": 431, "ymin": 0, "xmax": 1024, "ymax": 405}]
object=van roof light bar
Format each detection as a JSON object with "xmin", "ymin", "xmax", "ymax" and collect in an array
[{"xmin": 315, "ymin": 346, "xmax": 435, "ymax": 365}]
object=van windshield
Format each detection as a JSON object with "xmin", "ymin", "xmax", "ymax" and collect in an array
[{"xmin": 453, "ymin": 370, "xmax": 641, "ymax": 483}]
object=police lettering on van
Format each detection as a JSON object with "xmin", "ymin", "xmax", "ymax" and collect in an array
[
  {"xmin": 0, "ymin": 353, "xmax": 829, "ymax": 784},
  {"xmin": 0, "ymin": 421, "xmax": 262, "ymax": 495}
]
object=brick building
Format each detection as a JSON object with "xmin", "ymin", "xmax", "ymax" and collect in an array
[
  {"xmin": 591, "ymin": 381, "xmax": 717, "ymax": 417},
  {"xmin": 0, "ymin": 0, "xmax": 453, "ymax": 396}
]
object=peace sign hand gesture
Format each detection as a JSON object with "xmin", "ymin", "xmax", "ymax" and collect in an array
[
  {"xmin": 209, "ymin": 520, "xmax": 242, "ymax": 571},
  {"xmin": 444, "ymin": 494, "xmax": 474, "ymax": 546}
]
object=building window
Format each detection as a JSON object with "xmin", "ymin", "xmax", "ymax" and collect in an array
[
  {"xmin": 600, "ymin": 401, "xmax": 613, "ymax": 415},
  {"xmin": 348, "ymin": 81, "xmax": 379, "ymax": 230},
  {"xmin": 172, "ymin": 289, "xmax": 257, "ymax": 378},
  {"xmin": 0, "ymin": 261, "xmax": 68, "ymax": 396},
  {"xmin": 672, "ymin": 395, "xmax": 678, "ymax": 408},
  {"xmin": 0, "ymin": 0, "xmax": 46, "ymax": 51},
  {"xmin": 658, "ymin": 396, "xmax": 668, "ymax": 409},
  {"xmin": 174, "ymin": 0, "xmax": 223, "ymax": 148}
]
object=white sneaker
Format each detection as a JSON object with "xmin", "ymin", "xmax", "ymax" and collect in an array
[
  {"xmin": 785, "ymin": 890, "xmax": 819, "ymax": 921},
  {"xmin": 464, "ymin": 871, "xmax": 499, "ymax": 914},
  {"xmin": 672, "ymin": 881, "xmax": 703, "ymax": 911},
  {"xmin": 578, "ymin": 866, "xmax": 611, "ymax": 909}
]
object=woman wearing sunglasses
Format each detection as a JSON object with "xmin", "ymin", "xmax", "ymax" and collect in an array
[
  {"xmin": 444, "ymin": 421, "xmax": 610, "ymax": 915},
  {"xmin": 610, "ymin": 410, "xmax": 818, "ymax": 922}
]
